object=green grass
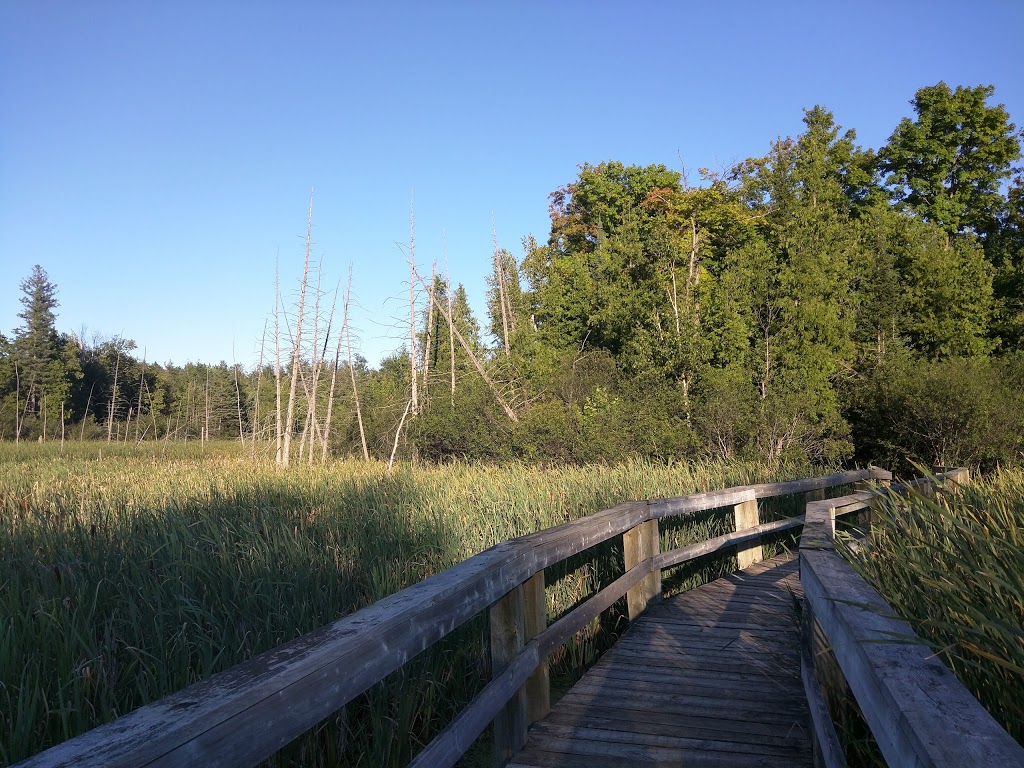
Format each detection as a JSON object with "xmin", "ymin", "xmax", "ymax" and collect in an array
[
  {"xmin": 851, "ymin": 470, "xmax": 1024, "ymax": 745},
  {"xmin": 0, "ymin": 442, "xmax": 809, "ymax": 766}
]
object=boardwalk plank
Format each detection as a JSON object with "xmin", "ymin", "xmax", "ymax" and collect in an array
[{"xmin": 514, "ymin": 554, "xmax": 812, "ymax": 767}]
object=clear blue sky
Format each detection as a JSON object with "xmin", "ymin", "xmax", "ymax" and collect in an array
[{"xmin": 2, "ymin": 1, "xmax": 1022, "ymax": 367}]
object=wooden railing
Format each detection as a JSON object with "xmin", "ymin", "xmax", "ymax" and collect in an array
[
  {"xmin": 19, "ymin": 469, "xmax": 878, "ymax": 768},
  {"xmin": 20, "ymin": 467, "xmax": 1023, "ymax": 768},
  {"xmin": 799, "ymin": 470, "xmax": 1024, "ymax": 767}
]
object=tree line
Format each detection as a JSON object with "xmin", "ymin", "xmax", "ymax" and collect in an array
[{"xmin": 3, "ymin": 82, "xmax": 1023, "ymax": 470}]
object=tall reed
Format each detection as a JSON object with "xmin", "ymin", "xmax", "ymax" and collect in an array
[
  {"xmin": 0, "ymin": 443, "xmax": 803, "ymax": 766},
  {"xmin": 852, "ymin": 471, "xmax": 1024, "ymax": 742}
]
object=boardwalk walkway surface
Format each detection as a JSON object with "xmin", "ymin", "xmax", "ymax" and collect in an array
[{"xmin": 510, "ymin": 554, "xmax": 810, "ymax": 768}]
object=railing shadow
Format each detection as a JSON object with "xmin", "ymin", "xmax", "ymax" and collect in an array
[
  {"xmin": 514, "ymin": 549, "xmax": 813, "ymax": 766},
  {"xmin": 4, "ymin": 470, "xmax": 471, "ymax": 768}
]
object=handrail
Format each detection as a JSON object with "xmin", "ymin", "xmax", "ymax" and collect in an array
[
  {"xmin": 18, "ymin": 468, "xmax": 883, "ymax": 768},
  {"xmin": 798, "ymin": 470, "xmax": 1024, "ymax": 767}
]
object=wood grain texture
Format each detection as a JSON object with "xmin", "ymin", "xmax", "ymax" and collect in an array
[
  {"xmin": 491, "ymin": 584, "xmax": 528, "ymax": 764},
  {"xmin": 798, "ymin": 474, "xmax": 1024, "ymax": 768},
  {"xmin": 521, "ymin": 572, "xmax": 550, "ymax": 726},
  {"xmin": 514, "ymin": 554, "xmax": 813, "ymax": 767},
  {"xmin": 733, "ymin": 497, "xmax": 762, "ymax": 569}
]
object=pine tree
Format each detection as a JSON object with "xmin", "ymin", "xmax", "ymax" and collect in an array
[{"xmin": 13, "ymin": 265, "xmax": 65, "ymax": 438}]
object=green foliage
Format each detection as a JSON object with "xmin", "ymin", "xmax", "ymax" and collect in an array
[
  {"xmin": 2, "ymin": 82, "xmax": 1022, "ymax": 470},
  {"xmin": 847, "ymin": 353, "xmax": 1024, "ymax": 471},
  {"xmin": 988, "ymin": 173, "xmax": 1024, "ymax": 349},
  {"xmin": 8, "ymin": 266, "xmax": 70, "ymax": 439},
  {"xmin": 852, "ymin": 473, "xmax": 1024, "ymax": 740},
  {"xmin": 879, "ymin": 82, "xmax": 1022, "ymax": 237}
]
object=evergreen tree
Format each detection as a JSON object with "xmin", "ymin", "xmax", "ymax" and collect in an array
[{"xmin": 12, "ymin": 266, "xmax": 68, "ymax": 438}]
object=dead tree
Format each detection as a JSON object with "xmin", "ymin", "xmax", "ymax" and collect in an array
[
  {"xmin": 344, "ymin": 271, "xmax": 370, "ymax": 461},
  {"xmin": 408, "ymin": 194, "xmax": 419, "ymax": 415},
  {"xmin": 493, "ymin": 213, "xmax": 511, "ymax": 355},
  {"xmin": 412, "ymin": 265, "xmax": 518, "ymax": 422},
  {"xmin": 282, "ymin": 191, "xmax": 314, "ymax": 467}
]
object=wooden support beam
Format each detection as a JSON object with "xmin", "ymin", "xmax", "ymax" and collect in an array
[
  {"xmin": 799, "ymin": 546, "xmax": 1024, "ymax": 766},
  {"xmin": 855, "ymin": 476, "xmax": 889, "ymax": 534},
  {"xmin": 733, "ymin": 497, "xmax": 762, "ymax": 569},
  {"xmin": 623, "ymin": 519, "xmax": 659, "ymax": 621},
  {"xmin": 801, "ymin": 602, "xmax": 848, "ymax": 768},
  {"xmin": 522, "ymin": 571, "xmax": 550, "ymax": 725},
  {"xmin": 490, "ymin": 585, "xmax": 528, "ymax": 765},
  {"xmin": 805, "ymin": 487, "xmax": 826, "ymax": 503}
]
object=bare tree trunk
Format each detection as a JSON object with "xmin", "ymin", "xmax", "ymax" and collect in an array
[
  {"xmin": 408, "ymin": 195, "xmax": 418, "ymax": 415},
  {"xmin": 141, "ymin": 375, "xmax": 159, "ymax": 441},
  {"xmin": 233, "ymin": 357, "xmax": 245, "ymax": 448},
  {"xmin": 413, "ymin": 265, "xmax": 519, "ymax": 422},
  {"xmin": 297, "ymin": 407, "xmax": 311, "ymax": 463},
  {"xmin": 388, "ymin": 399, "xmax": 413, "ymax": 474},
  {"xmin": 302, "ymin": 259, "xmax": 325, "ymax": 465},
  {"xmin": 274, "ymin": 259, "xmax": 283, "ymax": 463},
  {"xmin": 669, "ymin": 268, "xmax": 680, "ymax": 336},
  {"xmin": 13, "ymin": 362, "xmax": 19, "ymax": 444},
  {"xmin": 445, "ymin": 232, "xmax": 455, "ymax": 401},
  {"xmin": 60, "ymin": 401, "xmax": 65, "ymax": 450},
  {"xmin": 493, "ymin": 213, "xmax": 511, "ymax": 355},
  {"xmin": 254, "ymin": 321, "xmax": 267, "ymax": 456},
  {"xmin": 203, "ymin": 367, "xmax": 210, "ymax": 448},
  {"xmin": 81, "ymin": 381, "xmax": 95, "ymax": 441},
  {"xmin": 319, "ymin": 277, "xmax": 344, "ymax": 462},
  {"xmin": 135, "ymin": 371, "xmax": 145, "ymax": 444},
  {"xmin": 107, "ymin": 351, "xmax": 121, "ymax": 443},
  {"xmin": 322, "ymin": 297, "xmax": 344, "ymax": 463},
  {"xmin": 344, "ymin": 270, "xmax": 370, "ymax": 461},
  {"xmin": 283, "ymin": 191, "xmax": 314, "ymax": 467},
  {"xmin": 422, "ymin": 260, "xmax": 436, "ymax": 407}
]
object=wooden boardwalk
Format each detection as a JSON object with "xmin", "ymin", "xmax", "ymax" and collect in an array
[{"xmin": 510, "ymin": 554, "xmax": 811, "ymax": 768}]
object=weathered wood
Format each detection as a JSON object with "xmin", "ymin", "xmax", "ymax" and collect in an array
[
  {"xmin": 410, "ymin": 559, "xmax": 651, "ymax": 768},
  {"xmin": 799, "ymin": 546, "xmax": 1024, "ymax": 767},
  {"xmin": 642, "ymin": 519, "xmax": 661, "ymax": 605},
  {"xmin": 810, "ymin": 615, "xmax": 852, "ymax": 765},
  {"xmin": 515, "ymin": 554, "xmax": 812, "ymax": 767},
  {"xmin": 521, "ymin": 572, "xmax": 549, "ymax": 725},
  {"xmin": 544, "ymin": 705, "xmax": 806, "ymax": 748},
  {"xmin": 408, "ymin": 636, "xmax": 541, "ymax": 768},
  {"xmin": 648, "ymin": 486, "xmax": 762, "ymax": 518},
  {"xmin": 656, "ymin": 503, "xmax": 802, "ymax": 570},
  {"xmin": 801, "ymin": 631, "xmax": 847, "ymax": 768},
  {"xmin": 733, "ymin": 496, "xmax": 762, "ymax": 568},
  {"xmin": 805, "ymin": 487, "xmax": 826, "ymax": 503},
  {"xmin": 491, "ymin": 585, "xmax": 528, "ymax": 765},
  {"xmin": 623, "ymin": 518, "xmax": 659, "ymax": 620},
  {"xmin": 28, "ymin": 467, "xmax": 980, "ymax": 768},
  {"xmin": 803, "ymin": 500, "xmax": 837, "ymax": 550}
]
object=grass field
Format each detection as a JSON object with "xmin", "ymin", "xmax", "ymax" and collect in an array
[
  {"xmin": 0, "ymin": 442, "xmax": 808, "ymax": 767},
  {"xmin": 853, "ymin": 469, "xmax": 1024, "ymax": 745}
]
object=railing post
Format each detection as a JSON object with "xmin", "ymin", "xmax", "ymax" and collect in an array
[
  {"xmin": 855, "ymin": 473, "xmax": 889, "ymax": 534},
  {"xmin": 733, "ymin": 497, "xmax": 762, "ymax": 569},
  {"xmin": 490, "ymin": 584, "xmax": 528, "ymax": 765},
  {"xmin": 805, "ymin": 487, "xmax": 826, "ymax": 504},
  {"xmin": 522, "ymin": 571, "xmax": 550, "ymax": 725},
  {"xmin": 624, "ymin": 518, "xmax": 660, "ymax": 621},
  {"xmin": 943, "ymin": 467, "xmax": 971, "ymax": 489}
]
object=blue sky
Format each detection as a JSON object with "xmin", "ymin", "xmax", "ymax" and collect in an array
[{"xmin": 2, "ymin": 1, "xmax": 1022, "ymax": 367}]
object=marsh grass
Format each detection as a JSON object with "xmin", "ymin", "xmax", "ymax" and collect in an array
[
  {"xmin": 1, "ymin": 443, "xmax": 807, "ymax": 766},
  {"xmin": 850, "ymin": 470, "xmax": 1024, "ymax": 745}
]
